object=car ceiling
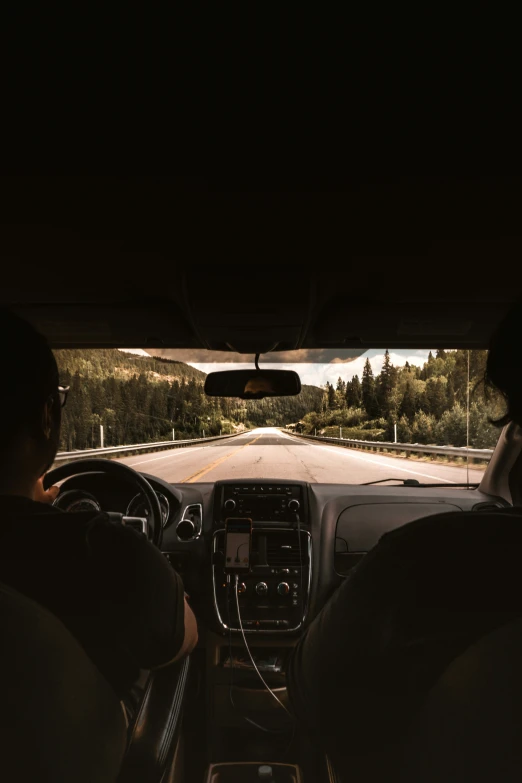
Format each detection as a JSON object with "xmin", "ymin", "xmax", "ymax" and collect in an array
[{"xmin": 1, "ymin": 176, "xmax": 521, "ymax": 353}]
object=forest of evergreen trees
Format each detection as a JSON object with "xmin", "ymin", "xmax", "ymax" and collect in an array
[
  {"xmin": 298, "ymin": 349, "xmax": 504, "ymax": 449},
  {"xmin": 54, "ymin": 348, "xmax": 504, "ymax": 452},
  {"xmin": 54, "ymin": 349, "xmax": 324, "ymax": 451}
]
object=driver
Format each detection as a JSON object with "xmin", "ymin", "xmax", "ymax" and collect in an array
[{"xmin": 0, "ymin": 309, "xmax": 197, "ymax": 706}]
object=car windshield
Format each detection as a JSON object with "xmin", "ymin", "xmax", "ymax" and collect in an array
[{"xmin": 53, "ymin": 346, "xmax": 504, "ymax": 486}]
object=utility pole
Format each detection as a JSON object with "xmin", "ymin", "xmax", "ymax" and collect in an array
[
  {"xmin": 394, "ymin": 422, "xmax": 397, "ymax": 443},
  {"xmin": 172, "ymin": 428, "xmax": 175, "ymax": 441},
  {"xmin": 339, "ymin": 426, "xmax": 342, "ymax": 439},
  {"xmin": 100, "ymin": 424, "xmax": 104, "ymax": 449}
]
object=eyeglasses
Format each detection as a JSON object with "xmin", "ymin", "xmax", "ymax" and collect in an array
[{"xmin": 57, "ymin": 385, "xmax": 70, "ymax": 408}]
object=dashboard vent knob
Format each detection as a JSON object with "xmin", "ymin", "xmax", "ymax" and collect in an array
[
  {"xmin": 176, "ymin": 504, "xmax": 203, "ymax": 541},
  {"xmin": 176, "ymin": 519, "xmax": 196, "ymax": 541}
]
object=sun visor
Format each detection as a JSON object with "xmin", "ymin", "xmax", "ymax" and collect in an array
[
  {"xmin": 313, "ymin": 300, "xmax": 513, "ymax": 349},
  {"xmin": 9, "ymin": 303, "xmax": 198, "ymax": 348}
]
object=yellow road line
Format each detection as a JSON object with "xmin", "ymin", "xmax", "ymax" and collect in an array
[{"xmin": 180, "ymin": 434, "xmax": 263, "ymax": 483}]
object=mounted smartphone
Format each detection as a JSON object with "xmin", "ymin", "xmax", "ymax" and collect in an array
[{"xmin": 224, "ymin": 518, "xmax": 252, "ymax": 573}]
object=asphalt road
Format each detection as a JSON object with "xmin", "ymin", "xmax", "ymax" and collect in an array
[{"xmin": 117, "ymin": 428, "xmax": 486, "ymax": 485}]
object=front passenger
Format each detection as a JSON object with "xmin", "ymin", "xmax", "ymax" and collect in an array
[{"xmin": 287, "ymin": 301, "xmax": 522, "ymax": 782}]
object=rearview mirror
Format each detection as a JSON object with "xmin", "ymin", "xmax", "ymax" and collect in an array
[{"xmin": 204, "ymin": 369, "xmax": 302, "ymax": 399}]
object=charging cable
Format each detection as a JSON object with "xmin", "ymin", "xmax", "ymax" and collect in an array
[
  {"xmin": 227, "ymin": 578, "xmax": 293, "ymax": 735},
  {"xmin": 235, "ymin": 541, "xmax": 249, "ymax": 563},
  {"xmin": 233, "ymin": 574, "xmax": 293, "ymax": 718}
]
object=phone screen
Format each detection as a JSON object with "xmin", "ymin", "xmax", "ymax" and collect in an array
[{"xmin": 224, "ymin": 518, "xmax": 252, "ymax": 572}]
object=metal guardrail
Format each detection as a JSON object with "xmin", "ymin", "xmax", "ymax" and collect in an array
[
  {"xmin": 282, "ymin": 430, "xmax": 494, "ymax": 461},
  {"xmin": 54, "ymin": 431, "xmax": 249, "ymax": 463}
]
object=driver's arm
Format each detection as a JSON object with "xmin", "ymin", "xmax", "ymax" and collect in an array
[
  {"xmin": 154, "ymin": 597, "xmax": 198, "ymax": 667},
  {"xmin": 86, "ymin": 516, "xmax": 197, "ymax": 669}
]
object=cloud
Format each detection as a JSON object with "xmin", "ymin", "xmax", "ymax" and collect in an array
[
  {"xmin": 121, "ymin": 346, "xmax": 435, "ymax": 387},
  {"xmin": 189, "ymin": 350, "xmax": 432, "ymax": 387},
  {"xmin": 142, "ymin": 347, "xmax": 366, "ymax": 364}
]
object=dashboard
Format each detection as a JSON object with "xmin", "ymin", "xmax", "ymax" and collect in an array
[
  {"xmin": 54, "ymin": 483, "xmax": 173, "ymax": 526},
  {"xmin": 52, "ymin": 471, "xmax": 507, "ymax": 636}
]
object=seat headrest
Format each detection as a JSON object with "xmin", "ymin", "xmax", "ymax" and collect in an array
[
  {"xmin": 401, "ymin": 617, "xmax": 522, "ymax": 782},
  {"xmin": 0, "ymin": 583, "xmax": 127, "ymax": 783}
]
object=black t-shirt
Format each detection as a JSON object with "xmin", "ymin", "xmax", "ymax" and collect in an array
[
  {"xmin": 0, "ymin": 496, "xmax": 185, "ymax": 700},
  {"xmin": 286, "ymin": 510, "xmax": 522, "ymax": 782}
]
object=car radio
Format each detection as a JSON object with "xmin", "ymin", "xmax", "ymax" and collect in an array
[
  {"xmin": 212, "ymin": 526, "xmax": 311, "ymax": 633},
  {"xmin": 216, "ymin": 482, "xmax": 304, "ymax": 524}
]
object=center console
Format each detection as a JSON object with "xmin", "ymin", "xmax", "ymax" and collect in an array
[
  {"xmin": 212, "ymin": 481, "xmax": 311, "ymax": 633},
  {"xmin": 205, "ymin": 762, "xmax": 302, "ymax": 782}
]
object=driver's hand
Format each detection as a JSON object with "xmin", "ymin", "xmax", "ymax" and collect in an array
[{"xmin": 34, "ymin": 475, "xmax": 59, "ymax": 504}]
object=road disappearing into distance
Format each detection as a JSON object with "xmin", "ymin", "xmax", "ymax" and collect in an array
[{"xmin": 117, "ymin": 428, "xmax": 486, "ymax": 485}]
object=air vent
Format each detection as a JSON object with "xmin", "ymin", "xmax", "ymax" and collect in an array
[
  {"xmin": 265, "ymin": 531, "xmax": 309, "ymax": 567},
  {"xmin": 472, "ymin": 500, "xmax": 511, "ymax": 511},
  {"xmin": 176, "ymin": 504, "xmax": 203, "ymax": 541}
]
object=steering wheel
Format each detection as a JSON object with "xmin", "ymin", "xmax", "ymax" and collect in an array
[{"xmin": 44, "ymin": 459, "xmax": 163, "ymax": 548}]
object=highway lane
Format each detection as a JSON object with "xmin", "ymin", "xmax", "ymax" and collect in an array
[{"xmin": 117, "ymin": 428, "xmax": 487, "ymax": 485}]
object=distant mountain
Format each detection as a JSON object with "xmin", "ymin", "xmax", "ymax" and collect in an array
[
  {"xmin": 54, "ymin": 348, "xmax": 207, "ymax": 384},
  {"xmin": 53, "ymin": 348, "xmax": 326, "ymax": 451}
]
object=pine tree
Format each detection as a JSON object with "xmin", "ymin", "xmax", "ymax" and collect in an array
[
  {"xmin": 335, "ymin": 376, "xmax": 347, "ymax": 408},
  {"xmin": 426, "ymin": 377, "xmax": 447, "ymax": 418},
  {"xmin": 446, "ymin": 374, "xmax": 456, "ymax": 408},
  {"xmin": 377, "ymin": 350, "xmax": 394, "ymax": 417},
  {"xmin": 362, "ymin": 358, "xmax": 378, "ymax": 417},
  {"xmin": 326, "ymin": 382, "xmax": 336, "ymax": 409},
  {"xmin": 399, "ymin": 380, "xmax": 417, "ymax": 420},
  {"xmin": 346, "ymin": 375, "xmax": 362, "ymax": 408},
  {"xmin": 452, "ymin": 350, "xmax": 469, "ymax": 404}
]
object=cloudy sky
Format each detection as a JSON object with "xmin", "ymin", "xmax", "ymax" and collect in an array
[{"xmin": 123, "ymin": 348, "xmax": 434, "ymax": 387}]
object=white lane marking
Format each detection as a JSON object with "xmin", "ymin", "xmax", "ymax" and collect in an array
[
  {"xmin": 277, "ymin": 431, "xmax": 305, "ymax": 444},
  {"xmin": 309, "ymin": 445, "xmax": 456, "ymax": 483},
  {"xmin": 123, "ymin": 447, "xmax": 206, "ymax": 467}
]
